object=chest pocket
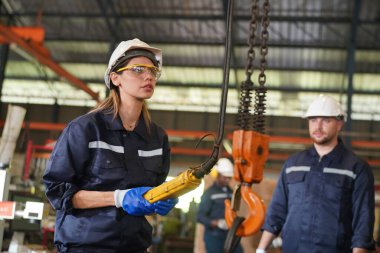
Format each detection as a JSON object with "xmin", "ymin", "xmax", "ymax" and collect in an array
[
  {"xmin": 323, "ymin": 170, "xmax": 353, "ymax": 202},
  {"xmin": 91, "ymin": 150, "xmax": 126, "ymax": 185},
  {"xmin": 138, "ymin": 148, "xmax": 165, "ymax": 186},
  {"xmin": 286, "ymin": 171, "xmax": 307, "ymax": 204}
]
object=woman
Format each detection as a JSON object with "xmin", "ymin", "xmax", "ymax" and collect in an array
[{"xmin": 43, "ymin": 38, "xmax": 177, "ymax": 253}]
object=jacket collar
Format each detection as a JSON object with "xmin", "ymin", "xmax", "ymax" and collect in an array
[
  {"xmin": 102, "ymin": 112, "xmax": 123, "ymax": 130},
  {"xmin": 309, "ymin": 137, "xmax": 345, "ymax": 162},
  {"xmin": 102, "ymin": 111, "xmax": 150, "ymax": 142},
  {"xmin": 133, "ymin": 114, "xmax": 151, "ymax": 142},
  {"xmin": 325, "ymin": 137, "xmax": 345, "ymax": 161}
]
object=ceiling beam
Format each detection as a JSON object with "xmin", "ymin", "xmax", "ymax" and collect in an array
[
  {"xmin": 37, "ymin": 38, "xmax": 380, "ymax": 50},
  {"xmin": 4, "ymin": 76, "xmax": 380, "ymax": 96},
  {"xmin": 0, "ymin": 24, "xmax": 100, "ymax": 102},
  {"xmin": 7, "ymin": 12, "xmax": 376, "ymax": 24},
  {"xmin": 6, "ymin": 11, "xmax": 380, "ymax": 25}
]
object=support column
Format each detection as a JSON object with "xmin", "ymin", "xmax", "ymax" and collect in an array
[
  {"xmin": 0, "ymin": 43, "xmax": 10, "ymax": 252},
  {"xmin": 345, "ymin": 0, "xmax": 361, "ymax": 147},
  {"xmin": 0, "ymin": 44, "xmax": 9, "ymax": 115}
]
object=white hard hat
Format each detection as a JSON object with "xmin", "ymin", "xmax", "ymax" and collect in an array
[
  {"xmin": 303, "ymin": 94, "xmax": 346, "ymax": 121},
  {"xmin": 104, "ymin": 38, "xmax": 162, "ymax": 89},
  {"xmin": 215, "ymin": 158, "xmax": 234, "ymax": 177}
]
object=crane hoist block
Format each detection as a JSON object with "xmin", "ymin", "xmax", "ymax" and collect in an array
[{"xmin": 232, "ymin": 130, "xmax": 270, "ymax": 184}]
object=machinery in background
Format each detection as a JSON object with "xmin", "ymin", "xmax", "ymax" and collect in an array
[
  {"xmin": 4, "ymin": 192, "xmax": 46, "ymax": 253},
  {"xmin": 0, "ymin": 105, "xmax": 26, "ymax": 251},
  {"xmin": 148, "ymin": 198, "xmax": 198, "ymax": 253},
  {"xmin": 0, "ymin": 105, "xmax": 49, "ymax": 253}
]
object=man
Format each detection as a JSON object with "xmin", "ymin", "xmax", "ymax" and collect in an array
[
  {"xmin": 256, "ymin": 94, "xmax": 375, "ymax": 253},
  {"xmin": 197, "ymin": 158, "xmax": 243, "ymax": 253}
]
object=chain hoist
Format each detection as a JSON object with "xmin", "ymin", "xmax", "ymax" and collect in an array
[{"xmin": 224, "ymin": 0, "xmax": 270, "ymax": 252}]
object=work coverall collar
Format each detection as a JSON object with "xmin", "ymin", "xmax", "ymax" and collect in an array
[
  {"xmin": 214, "ymin": 181, "xmax": 231, "ymax": 192},
  {"xmin": 103, "ymin": 112, "xmax": 150, "ymax": 142},
  {"xmin": 308, "ymin": 138, "xmax": 345, "ymax": 164}
]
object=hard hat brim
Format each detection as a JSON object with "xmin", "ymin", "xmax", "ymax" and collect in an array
[{"xmin": 104, "ymin": 39, "xmax": 162, "ymax": 89}]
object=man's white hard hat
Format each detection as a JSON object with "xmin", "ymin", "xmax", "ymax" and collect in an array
[
  {"xmin": 104, "ymin": 38, "xmax": 162, "ymax": 89},
  {"xmin": 215, "ymin": 158, "xmax": 234, "ymax": 177},
  {"xmin": 303, "ymin": 94, "xmax": 346, "ymax": 121}
]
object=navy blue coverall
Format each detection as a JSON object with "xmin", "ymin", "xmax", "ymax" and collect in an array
[
  {"xmin": 197, "ymin": 182, "xmax": 243, "ymax": 253},
  {"xmin": 262, "ymin": 139, "xmax": 375, "ymax": 253},
  {"xmin": 43, "ymin": 110, "xmax": 170, "ymax": 253}
]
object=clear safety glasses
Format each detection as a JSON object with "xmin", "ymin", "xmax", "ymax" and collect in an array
[{"xmin": 116, "ymin": 64, "xmax": 161, "ymax": 80}]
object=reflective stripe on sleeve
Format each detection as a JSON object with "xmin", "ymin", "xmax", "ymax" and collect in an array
[
  {"xmin": 323, "ymin": 167, "xmax": 357, "ymax": 179},
  {"xmin": 285, "ymin": 166, "xmax": 311, "ymax": 174},
  {"xmin": 210, "ymin": 193, "xmax": 230, "ymax": 200},
  {"xmin": 138, "ymin": 148, "xmax": 163, "ymax": 157},
  {"xmin": 88, "ymin": 141, "xmax": 124, "ymax": 153}
]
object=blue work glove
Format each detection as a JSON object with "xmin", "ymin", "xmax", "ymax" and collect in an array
[
  {"xmin": 153, "ymin": 198, "xmax": 179, "ymax": 216},
  {"xmin": 114, "ymin": 187, "xmax": 155, "ymax": 216}
]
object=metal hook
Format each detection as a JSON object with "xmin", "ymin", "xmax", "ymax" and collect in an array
[{"xmin": 224, "ymin": 184, "xmax": 266, "ymax": 237}]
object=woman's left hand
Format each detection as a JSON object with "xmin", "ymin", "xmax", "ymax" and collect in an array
[{"xmin": 153, "ymin": 198, "xmax": 179, "ymax": 216}]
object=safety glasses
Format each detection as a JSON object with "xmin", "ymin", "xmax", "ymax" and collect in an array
[{"xmin": 116, "ymin": 64, "xmax": 161, "ymax": 80}]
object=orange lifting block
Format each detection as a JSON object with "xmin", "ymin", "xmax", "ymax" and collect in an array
[{"xmin": 232, "ymin": 130, "xmax": 270, "ymax": 184}]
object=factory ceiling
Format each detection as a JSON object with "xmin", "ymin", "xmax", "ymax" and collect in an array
[{"xmin": 0, "ymin": 0, "xmax": 379, "ymax": 119}]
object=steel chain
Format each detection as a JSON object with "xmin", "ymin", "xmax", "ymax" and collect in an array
[
  {"xmin": 245, "ymin": 0, "xmax": 259, "ymax": 80},
  {"xmin": 259, "ymin": 0, "xmax": 270, "ymax": 86}
]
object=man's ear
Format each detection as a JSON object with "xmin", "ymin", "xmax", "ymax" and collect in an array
[
  {"xmin": 110, "ymin": 72, "xmax": 120, "ymax": 87},
  {"xmin": 337, "ymin": 120, "xmax": 344, "ymax": 132}
]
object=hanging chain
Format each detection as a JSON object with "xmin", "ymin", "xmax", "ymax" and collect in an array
[
  {"xmin": 245, "ymin": 0, "xmax": 259, "ymax": 80},
  {"xmin": 259, "ymin": 0, "xmax": 269, "ymax": 86},
  {"xmin": 237, "ymin": 0, "xmax": 259, "ymax": 131},
  {"xmin": 237, "ymin": 0, "xmax": 269, "ymax": 133},
  {"xmin": 253, "ymin": 0, "xmax": 270, "ymax": 133}
]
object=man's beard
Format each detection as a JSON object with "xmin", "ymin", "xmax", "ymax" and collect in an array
[{"xmin": 310, "ymin": 131, "xmax": 335, "ymax": 145}]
